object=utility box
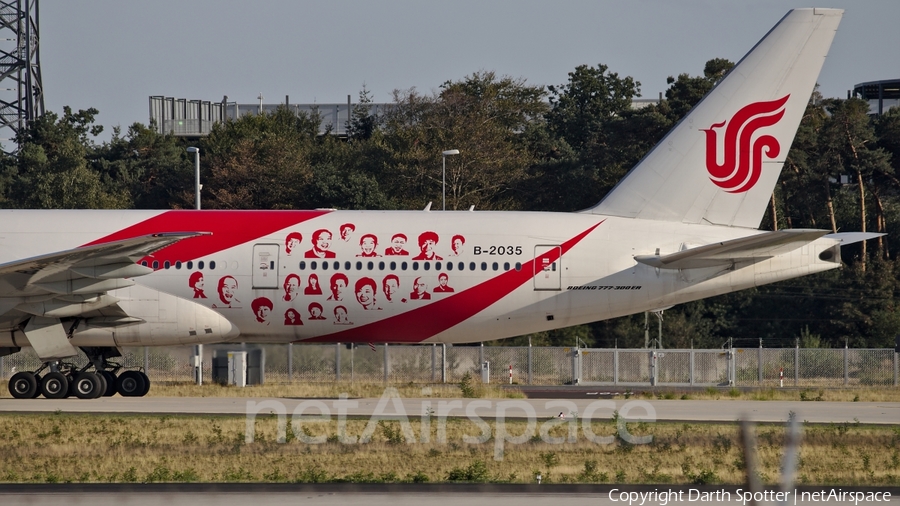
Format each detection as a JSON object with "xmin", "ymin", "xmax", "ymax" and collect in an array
[
  {"xmin": 212, "ymin": 348, "xmax": 265, "ymax": 386},
  {"xmin": 481, "ymin": 361, "xmax": 490, "ymax": 383},
  {"xmin": 228, "ymin": 351, "xmax": 247, "ymax": 387}
]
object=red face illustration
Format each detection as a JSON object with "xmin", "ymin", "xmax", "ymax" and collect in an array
[
  {"xmin": 189, "ymin": 271, "xmax": 206, "ymax": 298},
  {"xmin": 703, "ymin": 95, "xmax": 789, "ymax": 193},
  {"xmin": 383, "ymin": 275, "xmax": 400, "ymax": 301},
  {"xmin": 285, "ymin": 232, "xmax": 303, "ymax": 255},
  {"xmin": 451, "ymin": 235, "xmax": 465, "ymax": 255},
  {"xmin": 308, "ymin": 302, "xmax": 324, "ymax": 319},
  {"xmin": 218, "ymin": 276, "xmax": 238, "ymax": 305},
  {"xmin": 283, "ymin": 274, "xmax": 301, "ymax": 301},
  {"xmin": 360, "ymin": 234, "xmax": 378, "ymax": 256},
  {"xmin": 251, "ymin": 297, "xmax": 273, "ymax": 323},
  {"xmin": 330, "ymin": 273, "xmax": 349, "ymax": 300},
  {"xmin": 355, "ymin": 277, "xmax": 378, "ymax": 309}
]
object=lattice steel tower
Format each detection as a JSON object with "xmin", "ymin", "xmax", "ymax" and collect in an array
[{"xmin": 0, "ymin": 0, "xmax": 43, "ymax": 155}]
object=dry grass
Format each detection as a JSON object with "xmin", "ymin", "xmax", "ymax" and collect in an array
[
  {"xmin": 145, "ymin": 380, "xmax": 523, "ymax": 399},
  {"xmin": 0, "ymin": 412, "xmax": 897, "ymax": 485},
  {"xmin": 636, "ymin": 386, "xmax": 900, "ymax": 403}
]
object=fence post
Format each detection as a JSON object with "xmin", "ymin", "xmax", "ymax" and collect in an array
[
  {"xmin": 144, "ymin": 346, "xmax": 150, "ymax": 378},
  {"xmin": 894, "ymin": 351, "xmax": 898, "ymax": 387},
  {"xmin": 431, "ymin": 344, "xmax": 436, "ymax": 383},
  {"xmin": 843, "ymin": 342, "xmax": 848, "ymax": 386},
  {"xmin": 441, "ymin": 344, "xmax": 446, "ymax": 383},
  {"xmin": 690, "ymin": 348, "xmax": 695, "ymax": 387},
  {"xmin": 288, "ymin": 343, "xmax": 293, "ymax": 382},
  {"xmin": 336, "ymin": 343, "xmax": 341, "ymax": 382},
  {"xmin": 479, "ymin": 342, "xmax": 484, "ymax": 371},
  {"xmin": 527, "ymin": 344, "xmax": 533, "ymax": 385},
  {"xmin": 383, "ymin": 343, "xmax": 389, "ymax": 383},
  {"xmin": 794, "ymin": 343, "xmax": 799, "ymax": 387},
  {"xmin": 572, "ymin": 349, "xmax": 581, "ymax": 384},
  {"xmin": 614, "ymin": 348, "xmax": 619, "ymax": 385},
  {"xmin": 758, "ymin": 340, "xmax": 763, "ymax": 385},
  {"xmin": 0, "ymin": 355, "xmax": 4, "ymax": 378}
]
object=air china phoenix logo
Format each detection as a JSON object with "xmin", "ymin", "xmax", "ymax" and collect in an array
[{"xmin": 703, "ymin": 95, "xmax": 790, "ymax": 193}]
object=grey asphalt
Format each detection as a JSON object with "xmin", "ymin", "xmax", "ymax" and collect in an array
[{"xmin": 0, "ymin": 396, "xmax": 898, "ymax": 424}]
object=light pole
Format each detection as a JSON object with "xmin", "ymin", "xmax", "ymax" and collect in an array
[
  {"xmin": 187, "ymin": 147, "xmax": 200, "ymax": 210},
  {"xmin": 441, "ymin": 149, "xmax": 459, "ymax": 211},
  {"xmin": 187, "ymin": 146, "xmax": 202, "ymax": 385}
]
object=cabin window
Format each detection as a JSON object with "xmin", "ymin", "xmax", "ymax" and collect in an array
[
  {"xmin": 198, "ymin": 261, "xmax": 204, "ymax": 270},
  {"xmin": 423, "ymin": 262, "xmax": 430, "ymax": 271},
  {"xmin": 210, "ymin": 261, "xmax": 216, "ymax": 270}
]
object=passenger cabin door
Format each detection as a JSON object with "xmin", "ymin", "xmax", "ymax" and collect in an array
[
  {"xmin": 252, "ymin": 243, "xmax": 280, "ymax": 289},
  {"xmin": 533, "ymin": 245, "xmax": 561, "ymax": 291}
]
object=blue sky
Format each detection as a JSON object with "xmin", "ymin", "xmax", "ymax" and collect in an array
[{"xmin": 40, "ymin": 1, "xmax": 900, "ymax": 141}]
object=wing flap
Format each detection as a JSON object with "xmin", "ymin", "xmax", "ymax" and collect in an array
[{"xmin": 634, "ymin": 229, "xmax": 830, "ymax": 269}]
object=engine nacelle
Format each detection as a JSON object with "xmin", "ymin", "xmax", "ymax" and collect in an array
[{"xmin": 0, "ymin": 284, "xmax": 240, "ymax": 349}]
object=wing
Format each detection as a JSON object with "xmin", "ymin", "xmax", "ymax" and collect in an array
[{"xmin": 0, "ymin": 232, "xmax": 208, "ymax": 323}]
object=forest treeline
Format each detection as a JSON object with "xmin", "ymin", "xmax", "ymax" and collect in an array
[{"xmin": 1, "ymin": 58, "xmax": 898, "ymax": 349}]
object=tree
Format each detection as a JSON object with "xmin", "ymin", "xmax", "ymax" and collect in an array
[{"xmin": 6, "ymin": 107, "xmax": 129, "ymax": 209}]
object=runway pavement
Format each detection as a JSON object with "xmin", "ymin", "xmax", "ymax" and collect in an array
[{"xmin": 0, "ymin": 395, "xmax": 898, "ymax": 424}]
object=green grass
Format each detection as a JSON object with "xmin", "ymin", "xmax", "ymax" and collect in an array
[{"xmin": 0, "ymin": 412, "xmax": 898, "ymax": 485}]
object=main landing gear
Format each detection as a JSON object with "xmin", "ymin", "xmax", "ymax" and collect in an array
[{"xmin": 7, "ymin": 362, "xmax": 150, "ymax": 400}]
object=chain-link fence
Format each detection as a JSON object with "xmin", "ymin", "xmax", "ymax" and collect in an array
[{"xmin": 0, "ymin": 345, "xmax": 897, "ymax": 388}]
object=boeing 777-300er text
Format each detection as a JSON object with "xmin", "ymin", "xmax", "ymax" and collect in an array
[{"xmin": 1, "ymin": 8, "xmax": 874, "ymax": 399}]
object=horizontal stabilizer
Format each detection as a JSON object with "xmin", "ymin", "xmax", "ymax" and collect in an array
[
  {"xmin": 823, "ymin": 232, "xmax": 885, "ymax": 245},
  {"xmin": 634, "ymin": 229, "xmax": 830, "ymax": 269}
]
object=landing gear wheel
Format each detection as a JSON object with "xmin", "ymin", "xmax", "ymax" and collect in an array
[
  {"xmin": 40, "ymin": 372, "xmax": 69, "ymax": 399},
  {"xmin": 94, "ymin": 373, "xmax": 107, "ymax": 399},
  {"xmin": 116, "ymin": 371, "xmax": 146, "ymax": 397},
  {"xmin": 100, "ymin": 371, "xmax": 117, "ymax": 397},
  {"xmin": 8, "ymin": 372, "xmax": 38, "ymax": 399},
  {"xmin": 30, "ymin": 374, "xmax": 42, "ymax": 398},
  {"xmin": 138, "ymin": 371, "xmax": 151, "ymax": 397},
  {"xmin": 73, "ymin": 372, "xmax": 102, "ymax": 399}
]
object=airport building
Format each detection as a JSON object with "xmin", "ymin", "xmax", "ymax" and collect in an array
[
  {"xmin": 852, "ymin": 78, "xmax": 900, "ymax": 115},
  {"xmin": 149, "ymin": 94, "xmax": 663, "ymax": 138}
]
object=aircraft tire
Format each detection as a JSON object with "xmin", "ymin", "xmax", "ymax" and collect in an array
[
  {"xmin": 116, "ymin": 371, "xmax": 146, "ymax": 397},
  {"xmin": 100, "ymin": 371, "xmax": 117, "ymax": 397},
  {"xmin": 94, "ymin": 372, "xmax": 107, "ymax": 399},
  {"xmin": 73, "ymin": 372, "xmax": 102, "ymax": 400},
  {"xmin": 8, "ymin": 372, "xmax": 38, "ymax": 399},
  {"xmin": 40, "ymin": 372, "xmax": 69, "ymax": 399},
  {"xmin": 30, "ymin": 374, "xmax": 42, "ymax": 398},
  {"xmin": 137, "ymin": 371, "xmax": 151, "ymax": 397}
]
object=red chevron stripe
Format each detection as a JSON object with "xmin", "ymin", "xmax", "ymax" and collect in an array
[
  {"xmin": 304, "ymin": 221, "xmax": 604, "ymax": 343},
  {"xmin": 82, "ymin": 210, "xmax": 331, "ymax": 266}
]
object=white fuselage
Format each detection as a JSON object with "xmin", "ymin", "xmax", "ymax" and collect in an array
[{"xmin": 0, "ymin": 209, "xmax": 841, "ymax": 348}]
